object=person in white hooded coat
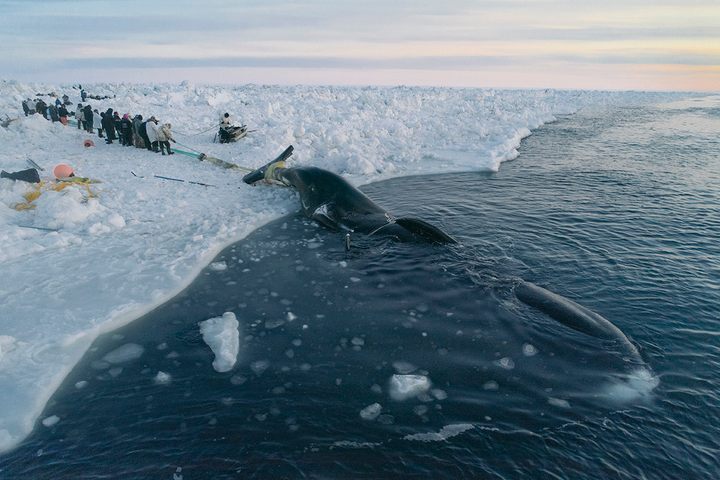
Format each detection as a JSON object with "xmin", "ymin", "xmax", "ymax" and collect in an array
[
  {"xmin": 92, "ymin": 109, "xmax": 104, "ymax": 138},
  {"xmin": 156, "ymin": 123, "xmax": 175, "ymax": 155},
  {"xmin": 145, "ymin": 117, "xmax": 160, "ymax": 152}
]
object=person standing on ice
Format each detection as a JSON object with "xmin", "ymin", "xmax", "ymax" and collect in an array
[
  {"xmin": 36, "ymin": 98, "xmax": 47, "ymax": 118},
  {"xmin": 133, "ymin": 114, "xmax": 146, "ymax": 148},
  {"xmin": 120, "ymin": 114, "xmax": 134, "ymax": 146},
  {"xmin": 145, "ymin": 116, "xmax": 160, "ymax": 152},
  {"xmin": 93, "ymin": 109, "xmax": 104, "ymax": 138},
  {"xmin": 139, "ymin": 117, "xmax": 153, "ymax": 151},
  {"xmin": 101, "ymin": 109, "xmax": 116, "ymax": 144},
  {"xmin": 57, "ymin": 104, "xmax": 69, "ymax": 125},
  {"xmin": 156, "ymin": 123, "xmax": 175, "ymax": 155},
  {"xmin": 113, "ymin": 111, "xmax": 123, "ymax": 144},
  {"xmin": 83, "ymin": 104, "xmax": 93, "ymax": 132},
  {"xmin": 21, "ymin": 99, "xmax": 31, "ymax": 116},
  {"xmin": 75, "ymin": 104, "xmax": 84, "ymax": 130},
  {"xmin": 47, "ymin": 104, "xmax": 59, "ymax": 122},
  {"xmin": 220, "ymin": 112, "xmax": 234, "ymax": 126}
]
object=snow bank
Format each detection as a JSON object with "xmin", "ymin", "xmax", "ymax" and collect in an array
[
  {"xmin": 0, "ymin": 79, "xmax": 690, "ymax": 453},
  {"xmin": 199, "ymin": 312, "xmax": 240, "ymax": 373}
]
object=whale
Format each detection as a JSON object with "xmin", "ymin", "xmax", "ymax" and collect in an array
[
  {"xmin": 515, "ymin": 281, "xmax": 642, "ymax": 362},
  {"xmin": 276, "ymin": 166, "xmax": 457, "ymax": 244},
  {"xmin": 244, "ymin": 146, "xmax": 643, "ymax": 367},
  {"xmin": 243, "ymin": 146, "xmax": 456, "ymax": 244}
]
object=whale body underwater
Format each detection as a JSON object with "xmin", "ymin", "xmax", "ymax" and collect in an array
[{"xmin": 244, "ymin": 146, "xmax": 643, "ymax": 366}]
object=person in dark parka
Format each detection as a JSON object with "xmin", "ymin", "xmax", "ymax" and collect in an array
[
  {"xmin": 139, "ymin": 119, "xmax": 153, "ymax": 151},
  {"xmin": 132, "ymin": 115, "xmax": 145, "ymax": 148},
  {"xmin": 36, "ymin": 99, "xmax": 47, "ymax": 118},
  {"xmin": 102, "ymin": 108, "xmax": 117, "ymax": 144},
  {"xmin": 113, "ymin": 112, "xmax": 123, "ymax": 144},
  {"xmin": 58, "ymin": 104, "xmax": 69, "ymax": 125},
  {"xmin": 83, "ymin": 104, "xmax": 93, "ymax": 132},
  {"xmin": 120, "ymin": 114, "xmax": 134, "ymax": 146},
  {"xmin": 47, "ymin": 104, "xmax": 59, "ymax": 122}
]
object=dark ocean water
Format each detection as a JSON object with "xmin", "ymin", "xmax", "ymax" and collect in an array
[{"xmin": 2, "ymin": 96, "xmax": 719, "ymax": 479}]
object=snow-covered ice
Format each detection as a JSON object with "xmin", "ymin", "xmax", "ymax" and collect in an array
[
  {"xmin": 199, "ymin": 312, "xmax": 240, "ymax": 373},
  {"xmin": 0, "ymin": 79, "xmax": 688, "ymax": 452}
]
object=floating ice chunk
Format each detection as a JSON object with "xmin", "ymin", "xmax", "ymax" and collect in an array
[
  {"xmin": 209, "ymin": 261, "xmax": 227, "ymax": 271},
  {"xmin": 199, "ymin": 312, "xmax": 240, "ymax": 373},
  {"xmin": 251, "ymin": 360, "xmax": 270, "ymax": 376},
  {"xmin": 332, "ymin": 440, "xmax": 381, "ymax": 449},
  {"xmin": 265, "ymin": 319, "xmax": 285, "ymax": 329},
  {"xmin": 103, "ymin": 343, "xmax": 144, "ymax": 364},
  {"xmin": 392, "ymin": 361, "xmax": 417, "ymax": 374},
  {"xmin": 287, "ymin": 312, "xmax": 297, "ymax": 322},
  {"xmin": 413, "ymin": 405, "xmax": 428, "ymax": 416},
  {"xmin": 495, "ymin": 357, "xmax": 515, "ymax": 370},
  {"xmin": 404, "ymin": 424, "xmax": 474, "ymax": 442},
  {"xmin": 75, "ymin": 380, "xmax": 88, "ymax": 389},
  {"xmin": 522, "ymin": 343, "xmax": 538, "ymax": 356},
  {"xmin": 377, "ymin": 414, "xmax": 395, "ymax": 425},
  {"xmin": 154, "ymin": 371, "xmax": 172, "ymax": 385},
  {"xmin": 389, "ymin": 374, "xmax": 431, "ymax": 401},
  {"xmin": 41, "ymin": 415, "xmax": 60, "ymax": 427},
  {"xmin": 483, "ymin": 381, "xmax": 499, "ymax": 391},
  {"xmin": 360, "ymin": 403, "xmax": 382, "ymax": 421},
  {"xmin": 548, "ymin": 397, "xmax": 571, "ymax": 408},
  {"xmin": 431, "ymin": 389, "xmax": 448, "ymax": 400}
]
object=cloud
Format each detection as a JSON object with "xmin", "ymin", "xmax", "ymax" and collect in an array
[{"xmin": 0, "ymin": 0, "xmax": 718, "ymax": 91}]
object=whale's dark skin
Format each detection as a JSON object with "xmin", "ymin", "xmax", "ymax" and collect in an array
[
  {"xmin": 245, "ymin": 146, "xmax": 641, "ymax": 364},
  {"xmin": 273, "ymin": 166, "xmax": 457, "ymax": 244},
  {"xmin": 516, "ymin": 281, "xmax": 642, "ymax": 361}
]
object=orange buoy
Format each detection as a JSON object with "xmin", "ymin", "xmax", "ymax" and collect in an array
[{"xmin": 53, "ymin": 163, "xmax": 74, "ymax": 179}]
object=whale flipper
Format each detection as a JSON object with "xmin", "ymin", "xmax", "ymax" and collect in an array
[
  {"xmin": 396, "ymin": 217, "xmax": 457, "ymax": 244},
  {"xmin": 242, "ymin": 145, "xmax": 294, "ymax": 184}
]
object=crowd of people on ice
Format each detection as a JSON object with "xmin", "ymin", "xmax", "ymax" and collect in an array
[{"xmin": 20, "ymin": 87, "xmax": 177, "ymax": 155}]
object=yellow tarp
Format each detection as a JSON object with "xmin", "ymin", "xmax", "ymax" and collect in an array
[{"xmin": 13, "ymin": 178, "xmax": 100, "ymax": 211}]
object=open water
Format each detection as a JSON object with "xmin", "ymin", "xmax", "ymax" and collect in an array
[{"xmin": 1, "ymin": 96, "xmax": 719, "ymax": 479}]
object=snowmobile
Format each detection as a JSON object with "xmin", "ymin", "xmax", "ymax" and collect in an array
[{"xmin": 217, "ymin": 124, "xmax": 248, "ymax": 143}]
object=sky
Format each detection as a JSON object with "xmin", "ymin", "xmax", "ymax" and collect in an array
[{"xmin": 0, "ymin": 0, "xmax": 718, "ymax": 91}]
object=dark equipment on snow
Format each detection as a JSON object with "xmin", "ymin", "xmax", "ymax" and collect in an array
[
  {"xmin": 217, "ymin": 124, "xmax": 248, "ymax": 143},
  {"xmin": 1, "ymin": 168, "xmax": 41, "ymax": 183}
]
